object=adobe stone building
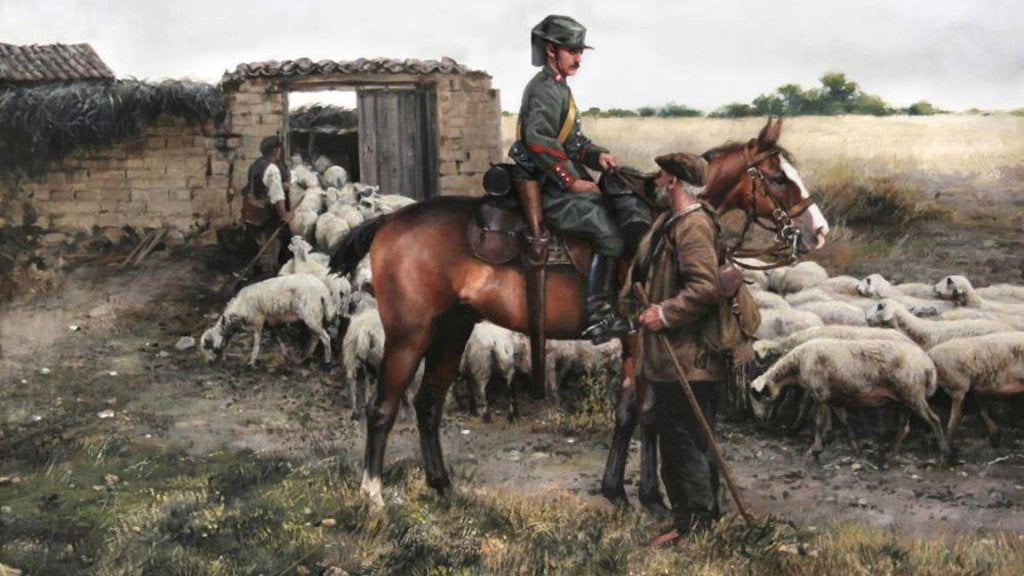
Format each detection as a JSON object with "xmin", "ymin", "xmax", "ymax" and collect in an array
[{"xmin": 2, "ymin": 50, "xmax": 502, "ymax": 232}]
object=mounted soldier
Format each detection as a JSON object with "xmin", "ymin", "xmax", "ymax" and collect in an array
[{"xmin": 509, "ymin": 14, "xmax": 648, "ymax": 344}]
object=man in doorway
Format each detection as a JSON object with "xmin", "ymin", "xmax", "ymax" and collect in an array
[
  {"xmin": 243, "ymin": 135, "xmax": 293, "ymax": 275},
  {"xmin": 633, "ymin": 153, "xmax": 724, "ymax": 547},
  {"xmin": 509, "ymin": 14, "xmax": 647, "ymax": 343}
]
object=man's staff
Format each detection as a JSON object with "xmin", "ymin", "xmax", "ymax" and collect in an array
[
  {"xmin": 634, "ymin": 282, "xmax": 754, "ymax": 525},
  {"xmin": 229, "ymin": 223, "xmax": 286, "ymax": 293}
]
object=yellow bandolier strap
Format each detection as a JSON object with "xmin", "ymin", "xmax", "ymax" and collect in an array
[{"xmin": 516, "ymin": 93, "xmax": 578, "ymax": 146}]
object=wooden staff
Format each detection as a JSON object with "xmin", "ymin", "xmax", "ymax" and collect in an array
[
  {"xmin": 229, "ymin": 223, "xmax": 286, "ymax": 293},
  {"xmin": 634, "ymin": 282, "xmax": 754, "ymax": 525}
]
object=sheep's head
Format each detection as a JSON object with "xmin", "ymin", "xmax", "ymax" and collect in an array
[
  {"xmin": 933, "ymin": 275, "xmax": 969, "ymax": 306},
  {"xmin": 200, "ymin": 326, "xmax": 225, "ymax": 362},
  {"xmin": 288, "ymin": 236, "xmax": 313, "ymax": 258},
  {"xmin": 856, "ymin": 274, "xmax": 884, "ymax": 298},
  {"xmin": 748, "ymin": 376, "xmax": 777, "ymax": 421},
  {"xmin": 200, "ymin": 316, "xmax": 238, "ymax": 362},
  {"xmin": 865, "ymin": 300, "xmax": 898, "ymax": 327},
  {"xmin": 750, "ymin": 341, "xmax": 782, "ymax": 381}
]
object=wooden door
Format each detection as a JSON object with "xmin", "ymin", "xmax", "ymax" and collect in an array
[{"xmin": 357, "ymin": 87, "xmax": 438, "ymax": 200}]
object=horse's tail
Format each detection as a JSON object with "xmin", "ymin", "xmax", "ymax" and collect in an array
[{"xmin": 330, "ymin": 215, "xmax": 388, "ymax": 275}]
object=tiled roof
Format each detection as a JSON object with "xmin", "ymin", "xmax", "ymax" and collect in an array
[
  {"xmin": 222, "ymin": 56, "xmax": 487, "ymax": 85},
  {"xmin": 0, "ymin": 43, "xmax": 115, "ymax": 84}
]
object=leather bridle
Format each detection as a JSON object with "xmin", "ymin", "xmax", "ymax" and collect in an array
[{"xmin": 724, "ymin": 147, "xmax": 817, "ymax": 271}]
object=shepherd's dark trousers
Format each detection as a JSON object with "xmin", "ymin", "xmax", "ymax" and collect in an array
[{"xmin": 647, "ymin": 379, "xmax": 721, "ymax": 534}]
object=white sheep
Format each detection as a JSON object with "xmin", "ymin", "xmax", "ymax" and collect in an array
[
  {"xmin": 200, "ymin": 274, "xmax": 337, "ymax": 367},
  {"xmin": 289, "ymin": 209, "xmax": 319, "ymax": 243},
  {"xmin": 793, "ymin": 300, "xmax": 867, "ymax": 327},
  {"xmin": 314, "ymin": 212, "xmax": 351, "ymax": 255},
  {"xmin": 340, "ymin": 307, "xmax": 421, "ymax": 420},
  {"xmin": 749, "ymin": 287, "xmax": 791, "ymax": 310},
  {"xmin": 928, "ymin": 332, "xmax": 1024, "ymax": 448},
  {"xmin": 333, "ymin": 184, "xmax": 359, "ymax": 207},
  {"xmin": 333, "ymin": 204, "xmax": 366, "ymax": 230},
  {"xmin": 733, "ymin": 258, "xmax": 769, "ymax": 290},
  {"xmin": 376, "ymin": 194, "xmax": 417, "ymax": 215},
  {"xmin": 458, "ymin": 322, "xmax": 521, "ymax": 422},
  {"xmin": 816, "ymin": 275, "xmax": 862, "ymax": 297},
  {"xmin": 290, "ymin": 165, "xmax": 321, "ymax": 191},
  {"xmin": 754, "ymin": 308, "xmax": 824, "ymax": 340},
  {"xmin": 345, "ymin": 291, "xmax": 378, "ymax": 316},
  {"xmin": 865, "ymin": 299, "xmax": 1016, "ymax": 350},
  {"xmin": 278, "ymin": 236, "xmax": 331, "ymax": 278},
  {"xmin": 749, "ymin": 338, "xmax": 950, "ymax": 461},
  {"xmin": 542, "ymin": 339, "xmax": 623, "ymax": 403},
  {"xmin": 857, "ymin": 273, "xmax": 953, "ymax": 315},
  {"xmin": 767, "ymin": 261, "xmax": 829, "ymax": 294},
  {"xmin": 295, "ymin": 186, "xmax": 327, "ymax": 213},
  {"xmin": 351, "ymin": 255, "xmax": 373, "ymax": 294},
  {"xmin": 321, "ymin": 165, "xmax": 349, "ymax": 189},
  {"xmin": 977, "ymin": 283, "xmax": 1024, "ymax": 303},
  {"xmin": 933, "ymin": 275, "xmax": 1024, "ymax": 327}
]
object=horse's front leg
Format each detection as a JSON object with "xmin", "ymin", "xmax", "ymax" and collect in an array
[
  {"xmin": 415, "ymin": 310, "xmax": 477, "ymax": 497},
  {"xmin": 601, "ymin": 373, "xmax": 637, "ymax": 504},
  {"xmin": 636, "ymin": 377, "xmax": 667, "ymax": 513}
]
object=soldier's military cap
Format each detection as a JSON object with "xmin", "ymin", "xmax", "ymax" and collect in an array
[
  {"xmin": 655, "ymin": 152, "xmax": 709, "ymax": 186},
  {"xmin": 531, "ymin": 15, "xmax": 593, "ymax": 66}
]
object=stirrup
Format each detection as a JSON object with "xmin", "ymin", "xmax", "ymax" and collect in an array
[{"xmin": 582, "ymin": 311, "xmax": 635, "ymax": 344}]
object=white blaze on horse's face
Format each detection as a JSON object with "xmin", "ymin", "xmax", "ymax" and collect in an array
[{"xmin": 780, "ymin": 157, "xmax": 829, "ymax": 250}]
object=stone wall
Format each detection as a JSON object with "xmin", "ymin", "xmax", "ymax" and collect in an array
[
  {"xmin": 12, "ymin": 116, "xmax": 232, "ymax": 232},
  {"xmin": 8, "ymin": 69, "xmax": 502, "ymax": 233},
  {"xmin": 435, "ymin": 74, "xmax": 503, "ymax": 196}
]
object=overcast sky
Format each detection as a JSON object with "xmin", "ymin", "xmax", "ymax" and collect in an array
[{"xmin": 2, "ymin": 0, "xmax": 1022, "ymax": 112}]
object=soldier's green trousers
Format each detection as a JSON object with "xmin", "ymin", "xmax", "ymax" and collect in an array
[{"xmin": 541, "ymin": 185, "xmax": 651, "ymax": 258}]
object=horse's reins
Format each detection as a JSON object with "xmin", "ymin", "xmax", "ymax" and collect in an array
[{"xmin": 724, "ymin": 146, "xmax": 816, "ymax": 271}]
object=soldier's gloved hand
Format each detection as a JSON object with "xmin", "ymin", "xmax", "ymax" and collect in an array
[
  {"xmin": 569, "ymin": 180, "xmax": 601, "ymax": 194},
  {"xmin": 598, "ymin": 152, "xmax": 619, "ymax": 172}
]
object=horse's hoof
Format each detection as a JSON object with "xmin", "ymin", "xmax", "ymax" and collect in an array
[{"xmin": 481, "ymin": 411, "xmax": 492, "ymax": 424}]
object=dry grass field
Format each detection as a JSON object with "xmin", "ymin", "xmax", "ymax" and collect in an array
[{"xmin": 503, "ymin": 114, "xmax": 1024, "ymax": 284}]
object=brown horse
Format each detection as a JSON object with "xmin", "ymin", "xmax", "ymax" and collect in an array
[{"xmin": 330, "ymin": 118, "xmax": 829, "ymax": 505}]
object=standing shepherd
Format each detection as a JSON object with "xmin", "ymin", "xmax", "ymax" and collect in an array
[
  {"xmin": 631, "ymin": 153, "xmax": 725, "ymax": 547},
  {"xmin": 242, "ymin": 135, "xmax": 293, "ymax": 275},
  {"xmin": 509, "ymin": 14, "xmax": 648, "ymax": 343}
]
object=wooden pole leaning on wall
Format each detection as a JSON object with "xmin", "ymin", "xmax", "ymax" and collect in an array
[{"xmin": 633, "ymin": 282, "xmax": 754, "ymax": 526}]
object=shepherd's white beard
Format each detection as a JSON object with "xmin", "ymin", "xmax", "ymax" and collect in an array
[{"xmin": 653, "ymin": 185, "xmax": 671, "ymax": 209}]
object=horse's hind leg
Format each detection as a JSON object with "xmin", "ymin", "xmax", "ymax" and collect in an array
[
  {"xmin": 415, "ymin": 308, "xmax": 477, "ymax": 497},
  {"xmin": 361, "ymin": 327, "xmax": 430, "ymax": 506}
]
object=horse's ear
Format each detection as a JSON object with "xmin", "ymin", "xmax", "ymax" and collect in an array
[{"xmin": 757, "ymin": 117, "xmax": 783, "ymax": 149}]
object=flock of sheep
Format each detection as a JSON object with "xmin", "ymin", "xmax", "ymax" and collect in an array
[
  {"xmin": 199, "ymin": 161, "xmax": 1024, "ymax": 466},
  {"xmin": 745, "ymin": 260, "xmax": 1024, "ymax": 461}
]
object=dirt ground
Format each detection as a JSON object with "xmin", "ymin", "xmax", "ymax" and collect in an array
[{"xmin": 2, "ymin": 237, "xmax": 1022, "ymax": 547}]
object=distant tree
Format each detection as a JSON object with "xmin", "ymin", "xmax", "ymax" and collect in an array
[
  {"xmin": 604, "ymin": 108, "xmax": 638, "ymax": 118},
  {"xmin": 819, "ymin": 71, "xmax": 859, "ymax": 112},
  {"xmin": 710, "ymin": 103, "xmax": 754, "ymax": 118},
  {"xmin": 852, "ymin": 93, "xmax": 893, "ymax": 116},
  {"xmin": 638, "ymin": 106, "xmax": 657, "ymax": 117},
  {"xmin": 582, "ymin": 106, "xmax": 603, "ymax": 117},
  {"xmin": 906, "ymin": 100, "xmax": 941, "ymax": 116},
  {"xmin": 751, "ymin": 92, "xmax": 784, "ymax": 115},
  {"xmin": 657, "ymin": 103, "xmax": 702, "ymax": 118}
]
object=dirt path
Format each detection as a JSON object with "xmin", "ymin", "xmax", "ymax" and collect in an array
[{"xmin": 2, "ymin": 250, "xmax": 1022, "ymax": 542}]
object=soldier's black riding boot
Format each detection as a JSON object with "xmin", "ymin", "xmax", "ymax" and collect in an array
[{"xmin": 582, "ymin": 254, "xmax": 634, "ymax": 344}]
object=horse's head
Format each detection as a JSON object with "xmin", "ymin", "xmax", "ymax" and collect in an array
[{"xmin": 702, "ymin": 118, "xmax": 830, "ymax": 252}]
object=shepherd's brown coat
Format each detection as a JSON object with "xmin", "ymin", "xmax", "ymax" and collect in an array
[{"xmin": 635, "ymin": 205, "xmax": 727, "ymax": 383}]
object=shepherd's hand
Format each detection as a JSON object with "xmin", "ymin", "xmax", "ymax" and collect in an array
[{"xmin": 638, "ymin": 305, "xmax": 665, "ymax": 332}]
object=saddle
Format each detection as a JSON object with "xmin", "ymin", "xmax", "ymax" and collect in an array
[{"xmin": 466, "ymin": 196, "xmax": 583, "ymax": 272}]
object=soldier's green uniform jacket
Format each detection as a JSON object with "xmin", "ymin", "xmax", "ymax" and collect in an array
[{"xmin": 510, "ymin": 66, "xmax": 649, "ymax": 257}]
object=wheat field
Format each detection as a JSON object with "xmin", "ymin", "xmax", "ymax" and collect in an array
[{"xmin": 501, "ymin": 114, "xmax": 1024, "ymax": 187}]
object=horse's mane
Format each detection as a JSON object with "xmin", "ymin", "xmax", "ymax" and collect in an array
[{"xmin": 702, "ymin": 141, "xmax": 797, "ymax": 166}]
